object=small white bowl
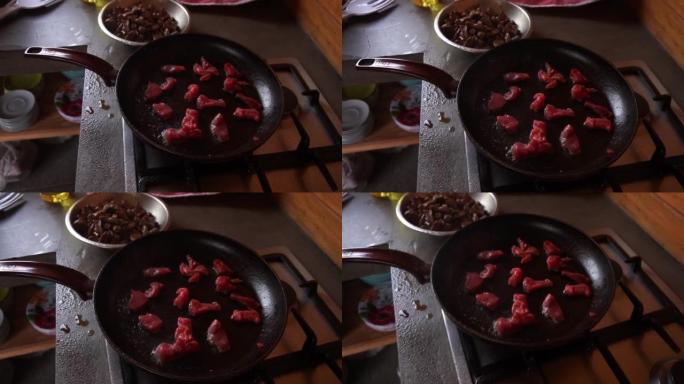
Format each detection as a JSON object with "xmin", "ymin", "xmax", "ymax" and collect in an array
[{"xmin": 342, "ymin": 99, "xmax": 374, "ymax": 145}]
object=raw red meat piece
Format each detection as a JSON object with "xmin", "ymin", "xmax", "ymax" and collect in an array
[
  {"xmin": 538, "ymin": 63, "xmax": 566, "ymax": 84},
  {"xmin": 545, "ymin": 79, "xmax": 559, "ymax": 90},
  {"xmin": 569, "ymin": 68, "xmax": 588, "ymax": 84},
  {"xmin": 233, "ymin": 107, "xmax": 261, "ymax": 123},
  {"xmin": 543, "ymin": 240, "xmax": 562, "ymax": 255},
  {"xmin": 215, "ymin": 276, "xmax": 237, "ymax": 295},
  {"xmin": 561, "ymin": 270, "xmax": 590, "ymax": 284},
  {"xmin": 584, "ymin": 101, "xmax": 613, "ymax": 118},
  {"xmin": 487, "ymin": 92, "xmax": 507, "ymax": 112},
  {"xmin": 230, "ymin": 309, "xmax": 262, "ymax": 324},
  {"xmin": 160, "ymin": 77, "xmax": 177, "ymax": 92},
  {"xmin": 188, "ymin": 273, "xmax": 202, "ymax": 283},
  {"xmin": 465, "ymin": 272, "xmax": 484, "ymax": 293},
  {"xmin": 184, "ymin": 84, "xmax": 200, "ymax": 102},
  {"xmin": 128, "ymin": 290, "xmax": 147, "ymax": 311},
  {"xmin": 144, "ymin": 267, "xmax": 172, "ymax": 278},
  {"xmin": 503, "ymin": 86, "xmax": 522, "ymax": 101},
  {"xmin": 223, "ymin": 77, "xmax": 249, "ymax": 93},
  {"xmin": 584, "ymin": 116, "xmax": 613, "ymax": 132},
  {"xmin": 508, "ymin": 267, "xmax": 523, "ymax": 287},
  {"xmin": 144, "ymin": 282, "xmax": 164, "ymax": 298},
  {"xmin": 563, "ymin": 283, "xmax": 592, "ymax": 297},
  {"xmin": 530, "ymin": 92, "xmax": 546, "ymax": 112},
  {"xmin": 493, "ymin": 294, "xmax": 536, "ymax": 336},
  {"xmin": 503, "ymin": 72, "xmax": 530, "ymax": 82},
  {"xmin": 224, "ymin": 62, "xmax": 240, "ymax": 78},
  {"xmin": 230, "ymin": 293, "xmax": 261, "ymax": 309},
  {"xmin": 188, "ymin": 299, "xmax": 221, "ymax": 316},
  {"xmin": 479, "ymin": 264, "xmax": 497, "ymax": 279},
  {"xmin": 179, "ymin": 255, "xmax": 210, "ymax": 283},
  {"xmin": 207, "ymin": 319, "xmax": 230, "ymax": 352},
  {"xmin": 145, "ymin": 82, "xmax": 162, "ymax": 101},
  {"xmin": 161, "ymin": 109, "xmax": 203, "ymax": 145},
  {"xmin": 544, "ymin": 104, "xmax": 575, "ymax": 120},
  {"xmin": 546, "ymin": 255, "xmax": 568, "ymax": 272},
  {"xmin": 152, "ymin": 102, "xmax": 173, "ymax": 120},
  {"xmin": 496, "ymin": 114, "xmax": 519, "ymax": 134},
  {"xmin": 509, "ymin": 120, "xmax": 553, "ymax": 162},
  {"xmin": 161, "ymin": 65, "xmax": 186, "ymax": 74},
  {"xmin": 173, "ymin": 287, "xmax": 190, "ymax": 309},
  {"xmin": 477, "ymin": 250, "xmax": 504, "ymax": 261},
  {"xmin": 152, "ymin": 317, "xmax": 200, "ymax": 364},
  {"xmin": 213, "ymin": 259, "xmax": 233, "ymax": 275},
  {"xmin": 511, "ymin": 237, "xmax": 540, "ymax": 264},
  {"xmin": 193, "ymin": 57, "xmax": 220, "ymax": 81},
  {"xmin": 570, "ymin": 84, "xmax": 597, "ymax": 102},
  {"xmin": 138, "ymin": 313, "xmax": 163, "ymax": 333},
  {"xmin": 152, "ymin": 343, "xmax": 178, "ymax": 364},
  {"xmin": 197, "ymin": 95, "xmax": 226, "ymax": 110},
  {"xmin": 210, "ymin": 113, "xmax": 229, "ymax": 143},
  {"xmin": 560, "ymin": 124, "xmax": 581, "ymax": 156},
  {"xmin": 236, "ymin": 93, "xmax": 263, "ymax": 110},
  {"xmin": 542, "ymin": 294, "xmax": 565, "ymax": 323},
  {"xmin": 475, "ymin": 292, "xmax": 500, "ymax": 310},
  {"xmin": 511, "ymin": 294, "xmax": 533, "ymax": 318},
  {"xmin": 522, "ymin": 277, "xmax": 553, "ymax": 293}
]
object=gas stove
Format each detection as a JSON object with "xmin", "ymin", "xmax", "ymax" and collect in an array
[
  {"xmin": 464, "ymin": 61, "xmax": 684, "ymax": 192},
  {"xmin": 122, "ymin": 58, "xmax": 342, "ymax": 193},
  {"xmin": 104, "ymin": 246, "xmax": 341, "ymax": 384},
  {"xmin": 443, "ymin": 228, "xmax": 684, "ymax": 384}
]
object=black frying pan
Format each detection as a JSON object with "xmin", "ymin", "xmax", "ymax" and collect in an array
[
  {"xmin": 0, "ymin": 230, "xmax": 288, "ymax": 382},
  {"xmin": 343, "ymin": 214, "xmax": 616, "ymax": 349},
  {"xmin": 24, "ymin": 33, "xmax": 284, "ymax": 163},
  {"xmin": 356, "ymin": 38, "xmax": 638, "ymax": 181}
]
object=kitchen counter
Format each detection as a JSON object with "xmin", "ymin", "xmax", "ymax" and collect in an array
[
  {"xmin": 55, "ymin": 194, "xmax": 339, "ymax": 384},
  {"xmin": 0, "ymin": 194, "xmax": 65, "ymax": 260},
  {"xmin": 342, "ymin": 0, "xmax": 684, "ymax": 191},
  {"xmin": 342, "ymin": 193, "xmax": 684, "ymax": 384},
  {"xmin": 0, "ymin": 0, "xmax": 340, "ymax": 192}
]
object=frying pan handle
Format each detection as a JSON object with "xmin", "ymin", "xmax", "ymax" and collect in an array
[
  {"xmin": 0, "ymin": 261, "xmax": 94, "ymax": 301},
  {"xmin": 356, "ymin": 58, "xmax": 458, "ymax": 98},
  {"xmin": 342, "ymin": 248, "xmax": 431, "ymax": 284},
  {"xmin": 24, "ymin": 47, "xmax": 117, "ymax": 86}
]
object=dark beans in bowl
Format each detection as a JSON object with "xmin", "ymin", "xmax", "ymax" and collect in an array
[
  {"xmin": 103, "ymin": 2, "xmax": 180, "ymax": 43},
  {"xmin": 71, "ymin": 199, "xmax": 160, "ymax": 244},
  {"xmin": 439, "ymin": 5, "xmax": 521, "ymax": 49},
  {"xmin": 401, "ymin": 193, "xmax": 489, "ymax": 231}
]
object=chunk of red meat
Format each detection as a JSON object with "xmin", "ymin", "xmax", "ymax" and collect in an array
[
  {"xmin": 215, "ymin": 276, "xmax": 236, "ymax": 295},
  {"xmin": 213, "ymin": 259, "xmax": 233, "ymax": 275},
  {"xmin": 210, "ymin": 113, "xmax": 229, "ymax": 143},
  {"xmin": 569, "ymin": 68, "xmax": 588, "ymax": 84},
  {"xmin": 138, "ymin": 313, "xmax": 163, "ymax": 333},
  {"xmin": 230, "ymin": 309, "xmax": 262, "ymax": 324},
  {"xmin": 152, "ymin": 317, "xmax": 200, "ymax": 364},
  {"xmin": 152, "ymin": 102, "xmax": 173, "ymax": 120},
  {"xmin": 584, "ymin": 101, "xmax": 613, "ymax": 118},
  {"xmin": 493, "ymin": 294, "xmax": 536, "ymax": 336},
  {"xmin": 488, "ymin": 92, "xmax": 507, "ymax": 112},
  {"xmin": 223, "ymin": 77, "xmax": 249, "ymax": 93},
  {"xmin": 496, "ymin": 114, "xmax": 519, "ymax": 134},
  {"xmin": 236, "ymin": 93, "xmax": 263, "ymax": 110},
  {"xmin": 224, "ymin": 62, "xmax": 240, "ymax": 78},
  {"xmin": 193, "ymin": 57, "xmax": 220, "ymax": 81},
  {"xmin": 173, "ymin": 287, "xmax": 190, "ymax": 309},
  {"xmin": 546, "ymin": 255, "xmax": 568, "ymax": 272},
  {"xmin": 543, "ymin": 240, "xmax": 562, "ymax": 255},
  {"xmin": 511, "ymin": 237, "xmax": 540, "ymax": 264},
  {"xmin": 188, "ymin": 299, "xmax": 221, "ymax": 316},
  {"xmin": 477, "ymin": 250, "xmax": 504, "ymax": 261},
  {"xmin": 184, "ymin": 84, "xmax": 200, "ymax": 102},
  {"xmin": 144, "ymin": 282, "xmax": 164, "ymax": 298},
  {"xmin": 233, "ymin": 107, "xmax": 261, "ymax": 123},
  {"xmin": 207, "ymin": 319, "xmax": 230, "ymax": 352},
  {"xmin": 145, "ymin": 82, "xmax": 162, "ymax": 101},
  {"xmin": 479, "ymin": 264, "xmax": 497, "ymax": 279},
  {"xmin": 161, "ymin": 65, "xmax": 186, "ymax": 74},
  {"xmin": 571, "ymin": 84, "xmax": 597, "ymax": 102},
  {"xmin": 584, "ymin": 117, "xmax": 613, "ymax": 132},
  {"xmin": 563, "ymin": 283, "xmax": 592, "ymax": 297},
  {"xmin": 128, "ymin": 290, "xmax": 147, "ymax": 311},
  {"xmin": 561, "ymin": 270, "xmax": 590, "ymax": 284},
  {"xmin": 160, "ymin": 77, "xmax": 177, "ymax": 92},
  {"xmin": 509, "ymin": 120, "xmax": 553, "ymax": 162},
  {"xmin": 503, "ymin": 72, "xmax": 530, "ymax": 82},
  {"xmin": 530, "ymin": 92, "xmax": 546, "ymax": 112},
  {"xmin": 465, "ymin": 272, "xmax": 484, "ymax": 293},
  {"xmin": 538, "ymin": 63, "xmax": 566, "ymax": 89},
  {"xmin": 179, "ymin": 255, "xmax": 209, "ymax": 283},
  {"xmin": 475, "ymin": 292, "xmax": 500, "ymax": 310},
  {"xmin": 544, "ymin": 104, "xmax": 575, "ymax": 120},
  {"xmin": 152, "ymin": 343, "xmax": 179, "ymax": 364},
  {"xmin": 560, "ymin": 124, "xmax": 581, "ymax": 156},
  {"xmin": 144, "ymin": 267, "xmax": 172, "ymax": 278},
  {"xmin": 197, "ymin": 95, "xmax": 226, "ymax": 110},
  {"xmin": 508, "ymin": 267, "xmax": 523, "ymax": 287},
  {"xmin": 161, "ymin": 109, "xmax": 202, "ymax": 145},
  {"xmin": 504, "ymin": 86, "xmax": 522, "ymax": 101},
  {"xmin": 511, "ymin": 293, "xmax": 532, "ymax": 317},
  {"xmin": 523, "ymin": 277, "xmax": 553, "ymax": 293},
  {"xmin": 542, "ymin": 294, "xmax": 565, "ymax": 323},
  {"xmin": 230, "ymin": 293, "xmax": 261, "ymax": 310}
]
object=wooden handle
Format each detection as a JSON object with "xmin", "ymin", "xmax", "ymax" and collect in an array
[
  {"xmin": 342, "ymin": 248, "xmax": 431, "ymax": 284},
  {"xmin": 24, "ymin": 47, "xmax": 117, "ymax": 86},
  {"xmin": 356, "ymin": 57, "xmax": 459, "ymax": 98},
  {"xmin": 0, "ymin": 261, "xmax": 94, "ymax": 300}
]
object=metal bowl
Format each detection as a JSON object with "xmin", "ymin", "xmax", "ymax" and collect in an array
[
  {"xmin": 396, "ymin": 193, "xmax": 498, "ymax": 237},
  {"xmin": 434, "ymin": 0, "xmax": 532, "ymax": 53},
  {"xmin": 65, "ymin": 193, "xmax": 171, "ymax": 250},
  {"xmin": 98, "ymin": 0, "xmax": 191, "ymax": 47}
]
